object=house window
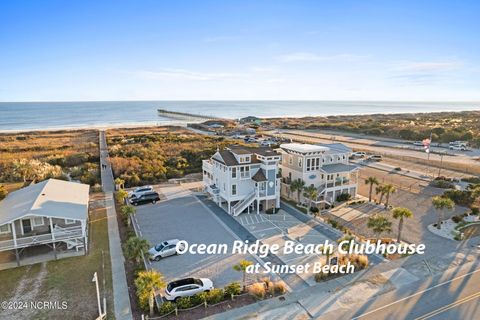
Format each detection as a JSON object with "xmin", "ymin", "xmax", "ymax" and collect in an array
[
  {"xmin": 32, "ymin": 217, "xmax": 44, "ymax": 227},
  {"xmin": 0, "ymin": 224, "xmax": 10, "ymax": 234},
  {"xmin": 65, "ymin": 219, "xmax": 75, "ymax": 225},
  {"xmin": 232, "ymin": 167, "xmax": 237, "ymax": 178},
  {"xmin": 232, "ymin": 184, "xmax": 237, "ymax": 195},
  {"xmin": 245, "ymin": 156, "xmax": 250, "ymax": 162}
]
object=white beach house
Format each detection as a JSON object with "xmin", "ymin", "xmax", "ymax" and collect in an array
[
  {"xmin": 279, "ymin": 143, "xmax": 359, "ymax": 206},
  {"xmin": 0, "ymin": 179, "xmax": 89, "ymax": 268},
  {"xmin": 202, "ymin": 146, "xmax": 281, "ymax": 216}
]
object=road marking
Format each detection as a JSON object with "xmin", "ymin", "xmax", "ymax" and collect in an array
[
  {"xmin": 415, "ymin": 291, "xmax": 480, "ymax": 320},
  {"xmin": 352, "ymin": 267, "xmax": 480, "ymax": 319}
]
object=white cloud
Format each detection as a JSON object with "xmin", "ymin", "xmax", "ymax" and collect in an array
[{"xmin": 389, "ymin": 60, "xmax": 464, "ymax": 86}]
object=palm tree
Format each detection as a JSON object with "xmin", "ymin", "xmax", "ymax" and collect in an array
[
  {"xmin": 376, "ymin": 185, "xmax": 386, "ymax": 204},
  {"xmin": 114, "ymin": 177, "xmax": 125, "ymax": 190},
  {"xmin": 365, "ymin": 177, "xmax": 379, "ymax": 202},
  {"xmin": 303, "ymin": 185, "xmax": 318, "ymax": 212},
  {"xmin": 320, "ymin": 244, "xmax": 334, "ymax": 265},
  {"xmin": 392, "ymin": 207, "xmax": 413, "ymax": 243},
  {"xmin": 123, "ymin": 236, "xmax": 150, "ymax": 264},
  {"xmin": 367, "ymin": 214, "xmax": 392, "ymax": 240},
  {"xmin": 432, "ymin": 196, "xmax": 455, "ymax": 229},
  {"xmin": 135, "ymin": 270, "xmax": 166, "ymax": 316},
  {"xmin": 233, "ymin": 259, "xmax": 254, "ymax": 291},
  {"xmin": 0, "ymin": 185, "xmax": 7, "ymax": 201},
  {"xmin": 115, "ymin": 189, "xmax": 129, "ymax": 203},
  {"xmin": 290, "ymin": 179, "xmax": 305, "ymax": 203},
  {"xmin": 121, "ymin": 205, "xmax": 137, "ymax": 227},
  {"xmin": 383, "ymin": 184, "xmax": 396, "ymax": 209}
]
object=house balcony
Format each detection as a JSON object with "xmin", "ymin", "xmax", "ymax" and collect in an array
[
  {"xmin": 0, "ymin": 225, "xmax": 84, "ymax": 252},
  {"xmin": 202, "ymin": 160, "xmax": 213, "ymax": 174}
]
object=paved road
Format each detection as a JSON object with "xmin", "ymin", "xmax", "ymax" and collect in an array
[
  {"xmin": 267, "ymin": 130, "xmax": 480, "ymax": 175},
  {"xmin": 99, "ymin": 130, "xmax": 133, "ymax": 320},
  {"xmin": 322, "ymin": 260, "xmax": 480, "ymax": 320}
]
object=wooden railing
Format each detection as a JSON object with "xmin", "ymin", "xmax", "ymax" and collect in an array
[{"xmin": 0, "ymin": 226, "xmax": 83, "ymax": 251}]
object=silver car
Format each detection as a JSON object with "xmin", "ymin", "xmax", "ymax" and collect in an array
[{"xmin": 148, "ymin": 239, "xmax": 184, "ymax": 261}]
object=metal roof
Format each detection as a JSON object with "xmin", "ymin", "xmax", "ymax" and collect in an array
[
  {"xmin": 0, "ymin": 179, "xmax": 89, "ymax": 226},
  {"xmin": 321, "ymin": 163, "xmax": 358, "ymax": 174}
]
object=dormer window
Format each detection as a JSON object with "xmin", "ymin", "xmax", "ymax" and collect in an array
[{"xmin": 245, "ymin": 156, "xmax": 250, "ymax": 162}]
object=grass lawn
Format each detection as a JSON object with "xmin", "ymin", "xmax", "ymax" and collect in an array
[{"xmin": 0, "ymin": 194, "xmax": 114, "ymax": 320}]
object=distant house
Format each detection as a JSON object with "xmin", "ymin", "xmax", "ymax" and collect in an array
[
  {"xmin": 0, "ymin": 179, "xmax": 89, "ymax": 268},
  {"xmin": 239, "ymin": 116, "xmax": 262, "ymax": 124},
  {"xmin": 279, "ymin": 143, "xmax": 359, "ymax": 206},
  {"xmin": 202, "ymin": 146, "xmax": 281, "ymax": 216}
]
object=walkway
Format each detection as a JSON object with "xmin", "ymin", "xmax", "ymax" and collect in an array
[{"xmin": 99, "ymin": 130, "xmax": 133, "ymax": 320}]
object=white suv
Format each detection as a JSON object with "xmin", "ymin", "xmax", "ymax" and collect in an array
[
  {"xmin": 128, "ymin": 186, "xmax": 154, "ymax": 199},
  {"xmin": 164, "ymin": 278, "xmax": 214, "ymax": 301}
]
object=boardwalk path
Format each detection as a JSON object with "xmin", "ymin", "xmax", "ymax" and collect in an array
[{"xmin": 99, "ymin": 130, "xmax": 133, "ymax": 320}]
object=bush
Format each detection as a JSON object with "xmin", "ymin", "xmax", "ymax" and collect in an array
[
  {"xmin": 462, "ymin": 177, "xmax": 480, "ymax": 184},
  {"xmin": 175, "ymin": 296, "xmax": 192, "ymax": 309},
  {"xmin": 310, "ymin": 206, "xmax": 320, "ymax": 213},
  {"xmin": 443, "ymin": 190, "xmax": 475, "ymax": 206},
  {"xmin": 314, "ymin": 271, "xmax": 331, "ymax": 282},
  {"xmin": 159, "ymin": 301, "xmax": 175, "ymax": 315},
  {"xmin": 189, "ymin": 294, "xmax": 205, "ymax": 306},
  {"xmin": 349, "ymin": 254, "xmax": 369, "ymax": 270},
  {"xmin": 247, "ymin": 282, "xmax": 266, "ymax": 299},
  {"xmin": 0, "ymin": 185, "xmax": 7, "ymax": 200},
  {"xmin": 471, "ymin": 207, "xmax": 479, "ymax": 215},
  {"xmin": 224, "ymin": 282, "xmax": 242, "ymax": 297},
  {"xmin": 451, "ymin": 215, "xmax": 464, "ymax": 223},
  {"xmin": 206, "ymin": 288, "xmax": 224, "ymax": 304},
  {"xmin": 430, "ymin": 180, "xmax": 454, "ymax": 189},
  {"xmin": 271, "ymin": 281, "xmax": 287, "ymax": 295},
  {"xmin": 336, "ymin": 193, "xmax": 352, "ymax": 202}
]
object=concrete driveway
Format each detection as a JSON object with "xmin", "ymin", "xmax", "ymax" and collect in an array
[{"xmin": 133, "ymin": 195, "xmax": 260, "ymax": 288}]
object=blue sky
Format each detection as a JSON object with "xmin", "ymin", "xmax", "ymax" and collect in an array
[{"xmin": 1, "ymin": 0, "xmax": 479, "ymax": 101}]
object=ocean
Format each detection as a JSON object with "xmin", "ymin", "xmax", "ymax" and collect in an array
[{"xmin": 0, "ymin": 100, "xmax": 479, "ymax": 132}]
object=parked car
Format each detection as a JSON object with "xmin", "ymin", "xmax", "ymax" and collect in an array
[
  {"xmin": 449, "ymin": 144, "xmax": 467, "ymax": 151},
  {"xmin": 351, "ymin": 151, "xmax": 367, "ymax": 158},
  {"xmin": 129, "ymin": 191, "xmax": 160, "ymax": 206},
  {"xmin": 128, "ymin": 185, "xmax": 154, "ymax": 198},
  {"xmin": 367, "ymin": 155, "xmax": 382, "ymax": 161},
  {"xmin": 413, "ymin": 141, "xmax": 423, "ymax": 146},
  {"xmin": 260, "ymin": 140, "xmax": 275, "ymax": 147},
  {"xmin": 148, "ymin": 239, "xmax": 185, "ymax": 261},
  {"xmin": 164, "ymin": 278, "xmax": 214, "ymax": 301}
]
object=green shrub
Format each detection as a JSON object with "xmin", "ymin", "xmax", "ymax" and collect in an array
[
  {"xmin": 452, "ymin": 215, "xmax": 464, "ymax": 223},
  {"xmin": 175, "ymin": 296, "xmax": 192, "ymax": 309},
  {"xmin": 189, "ymin": 294, "xmax": 204, "ymax": 306},
  {"xmin": 206, "ymin": 288, "xmax": 224, "ymax": 304},
  {"xmin": 314, "ymin": 271, "xmax": 331, "ymax": 282},
  {"xmin": 471, "ymin": 207, "xmax": 479, "ymax": 215},
  {"xmin": 310, "ymin": 206, "xmax": 320, "ymax": 213},
  {"xmin": 336, "ymin": 193, "xmax": 352, "ymax": 202},
  {"xmin": 159, "ymin": 301, "xmax": 175, "ymax": 315},
  {"xmin": 224, "ymin": 281, "xmax": 242, "ymax": 297}
]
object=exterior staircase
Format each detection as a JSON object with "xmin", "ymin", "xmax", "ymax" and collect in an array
[
  {"xmin": 232, "ymin": 191, "xmax": 257, "ymax": 216},
  {"xmin": 53, "ymin": 225, "xmax": 84, "ymax": 251}
]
